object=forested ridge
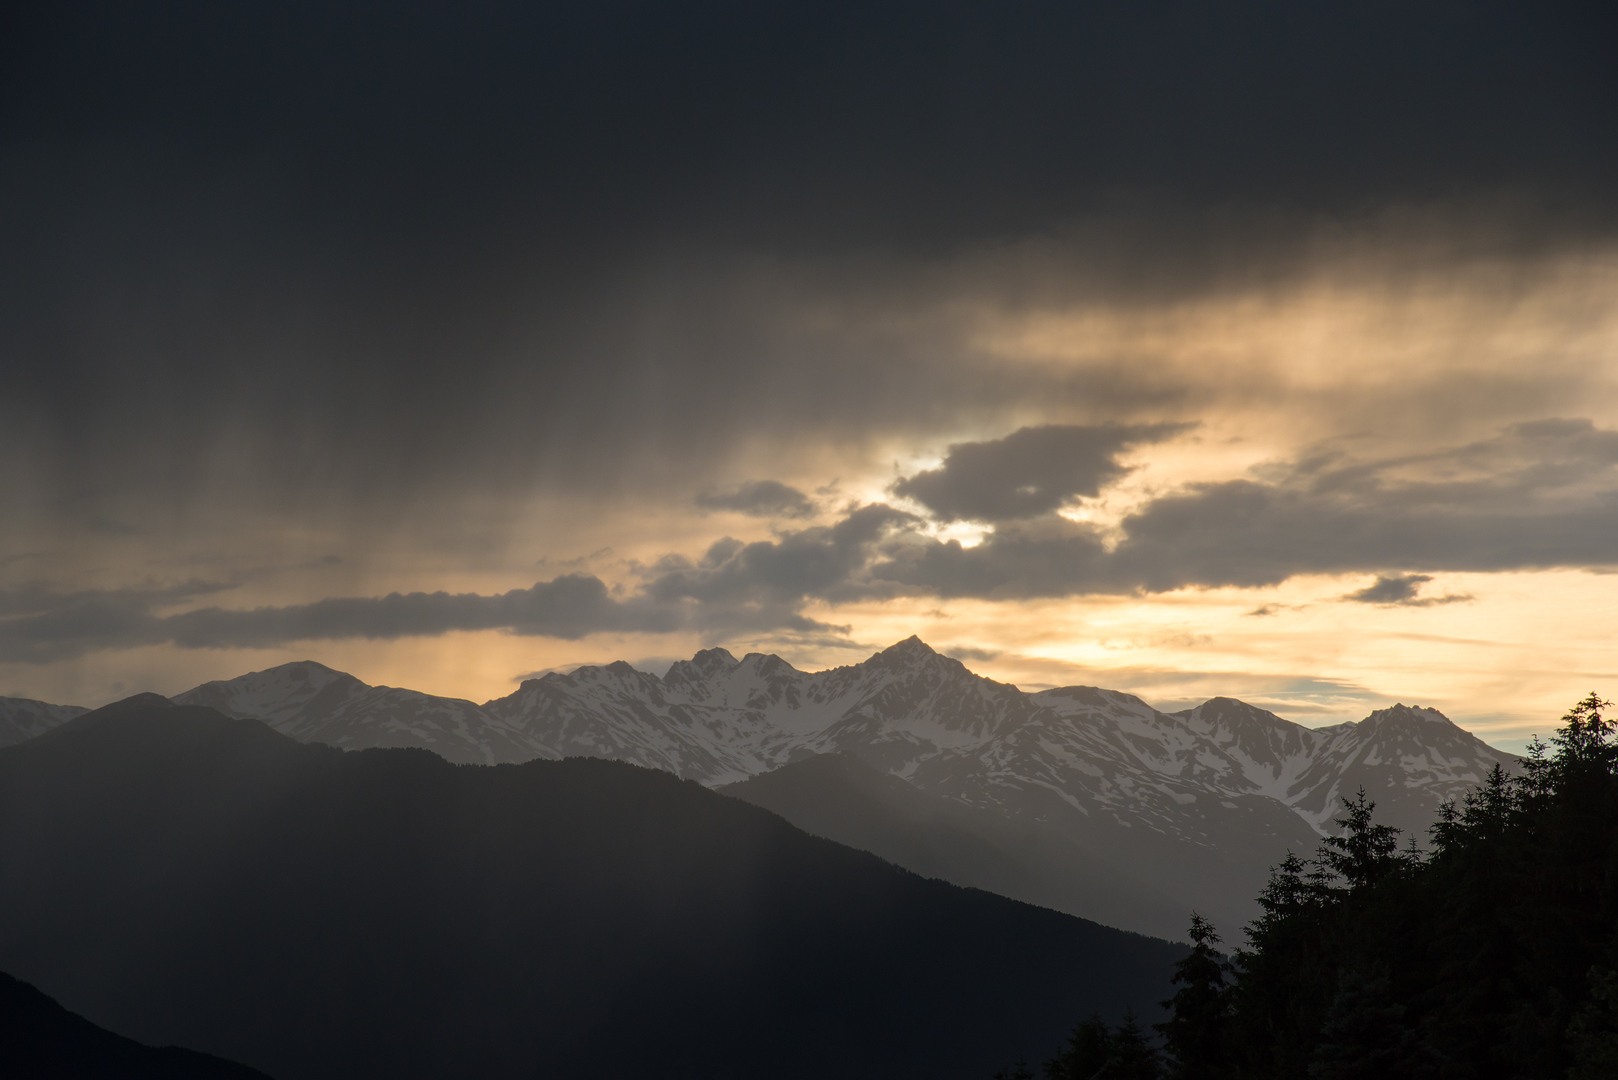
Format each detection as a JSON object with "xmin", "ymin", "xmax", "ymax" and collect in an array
[{"xmin": 1001, "ymin": 694, "xmax": 1618, "ymax": 1079}]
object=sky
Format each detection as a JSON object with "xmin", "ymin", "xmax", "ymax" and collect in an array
[{"xmin": 4, "ymin": 1, "xmax": 1618, "ymax": 749}]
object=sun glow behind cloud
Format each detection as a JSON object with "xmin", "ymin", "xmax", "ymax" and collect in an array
[
  {"xmin": 970, "ymin": 242, "xmax": 1618, "ymax": 437},
  {"xmin": 6, "ymin": 220, "xmax": 1618, "ymax": 751}
]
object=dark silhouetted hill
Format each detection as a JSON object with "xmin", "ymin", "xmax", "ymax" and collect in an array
[
  {"xmin": 0, "ymin": 695, "xmax": 1184, "ymax": 1080},
  {"xmin": 0, "ymin": 967, "xmax": 270, "ymax": 1078}
]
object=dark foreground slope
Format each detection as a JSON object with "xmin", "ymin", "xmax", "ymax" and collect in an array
[
  {"xmin": 0, "ymin": 696, "xmax": 1184, "ymax": 1080},
  {"xmin": 1, "ymin": 969, "xmax": 271, "ymax": 1079}
]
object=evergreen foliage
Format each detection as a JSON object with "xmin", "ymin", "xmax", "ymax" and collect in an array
[
  {"xmin": 1107, "ymin": 1012, "xmax": 1166, "ymax": 1079},
  {"xmin": 1155, "ymin": 914, "xmax": 1233, "ymax": 1079},
  {"xmin": 1043, "ymin": 1014, "xmax": 1114, "ymax": 1079},
  {"xmin": 999, "ymin": 693, "xmax": 1618, "ymax": 1079},
  {"xmin": 1036, "ymin": 1010, "xmax": 1164, "ymax": 1079}
]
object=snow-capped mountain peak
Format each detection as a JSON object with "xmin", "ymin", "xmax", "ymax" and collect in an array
[
  {"xmin": 157, "ymin": 643, "xmax": 1514, "ymax": 850},
  {"xmin": 1355, "ymin": 703, "xmax": 1458, "ymax": 736},
  {"xmin": 0, "ymin": 631, "xmax": 1485, "ymax": 876},
  {"xmin": 662, "ymin": 647, "xmax": 742, "ymax": 696},
  {"xmin": 9, "ymin": 638, "xmax": 1520, "ymax": 941},
  {"xmin": 174, "ymin": 661, "xmax": 549, "ymax": 766},
  {"xmin": 1284, "ymin": 703, "xmax": 1515, "ymax": 835},
  {"xmin": 876, "ymin": 634, "xmax": 941, "ymax": 665},
  {"xmin": 1173, "ymin": 697, "xmax": 1321, "ymax": 796},
  {"xmin": 174, "ymin": 660, "xmax": 365, "ymax": 729}
]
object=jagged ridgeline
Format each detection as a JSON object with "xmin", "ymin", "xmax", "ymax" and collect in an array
[
  {"xmin": 3, "ymin": 638, "xmax": 1517, "ymax": 940},
  {"xmin": 1010, "ymin": 694, "xmax": 1618, "ymax": 1080},
  {"xmin": 0, "ymin": 695, "xmax": 1183, "ymax": 1080}
]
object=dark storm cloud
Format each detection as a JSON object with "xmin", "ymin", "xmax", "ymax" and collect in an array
[
  {"xmin": 163, "ymin": 576, "xmax": 643, "ymax": 649},
  {"xmin": 0, "ymin": 579, "xmax": 231, "ymax": 621},
  {"xmin": 7, "ymin": 418, "xmax": 1618, "ymax": 658},
  {"xmin": 1099, "ymin": 420, "xmax": 1618, "ymax": 593},
  {"xmin": 0, "ymin": 579, "xmax": 239, "ymax": 660},
  {"xmin": 644, "ymin": 504, "xmax": 919, "ymax": 611},
  {"xmin": 1341, "ymin": 575, "xmax": 1472, "ymax": 607},
  {"xmin": 873, "ymin": 518, "xmax": 1114, "ymax": 599},
  {"xmin": 649, "ymin": 413, "xmax": 1618, "ymax": 604},
  {"xmin": 12, "ymin": 416, "xmax": 1618, "ymax": 657},
  {"xmin": 0, "ymin": 506, "xmax": 924, "ymax": 657},
  {"xmin": 891, "ymin": 424, "xmax": 1191, "ymax": 522},
  {"xmin": 694, "ymin": 481, "xmax": 817, "ymax": 519},
  {"xmin": 0, "ymin": 576, "xmax": 631, "ymax": 663},
  {"xmin": 3, "ymin": 0, "xmax": 1617, "ymax": 537},
  {"xmin": 0, "ymin": 505, "xmax": 925, "ymax": 659},
  {"xmin": 0, "ymin": 571, "xmax": 848, "ymax": 663},
  {"xmin": 712, "ymin": 419, "xmax": 1618, "ymax": 602},
  {"xmin": 9, "ymin": 2, "xmax": 1613, "ymax": 242},
  {"xmin": 1345, "ymin": 575, "xmax": 1430, "ymax": 604}
]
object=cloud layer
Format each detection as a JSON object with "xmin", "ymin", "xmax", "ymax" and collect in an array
[
  {"xmin": 6, "ymin": 1, "xmax": 1618, "ymax": 731},
  {"xmin": 1341, "ymin": 575, "xmax": 1472, "ymax": 607},
  {"xmin": 4, "ymin": 2, "xmax": 1616, "ymax": 541},
  {"xmin": 694, "ymin": 481, "xmax": 818, "ymax": 519},
  {"xmin": 890, "ymin": 424, "xmax": 1190, "ymax": 522},
  {"xmin": 8, "ymin": 419, "xmax": 1617, "ymax": 660}
]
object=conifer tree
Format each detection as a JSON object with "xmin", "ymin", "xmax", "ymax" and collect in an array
[
  {"xmin": 992, "ymin": 1058, "xmax": 1037, "ymax": 1080},
  {"xmin": 1156, "ymin": 914, "xmax": 1232, "ymax": 1079},
  {"xmin": 1306, "ymin": 966, "xmax": 1438, "ymax": 1079},
  {"xmin": 1551, "ymin": 692, "xmax": 1617, "ymax": 772},
  {"xmin": 1107, "ymin": 1010, "xmax": 1165, "ymax": 1080},
  {"xmin": 1042, "ymin": 1014, "xmax": 1112, "ymax": 1079},
  {"xmin": 1568, "ymin": 967, "xmax": 1618, "ymax": 1080},
  {"xmin": 1315, "ymin": 789, "xmax": 1403, "ymax": 893},
  {"xmin": 1039, "ymin": 1011, "xmax": 1164, "ymax": 1080},
  {"xmin": 1004, "ymin": 692, "xmax": 1618, "ymax": 1080}
]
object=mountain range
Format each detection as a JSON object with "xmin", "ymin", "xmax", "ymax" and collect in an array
[
  {"xmin": 0, "ymin": 696, "xmax": 1183, "ymax": 1079},
  {"xmin": 5, "ymin": 636, "xmax": 1516, "ymax": 937}
]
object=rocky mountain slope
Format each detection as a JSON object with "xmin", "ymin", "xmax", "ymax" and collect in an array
[
  {"xmin": 17, "ymin": 637, "xmax": 1516, "ymax": 935},
  {"xmin": 0, "ymin": 696, "xmax": 88, "ymax": 749},
  {"xmin": 174, "ymin": 660, "xmax": 552, "ymax": 765},
  {"xmin": 474, "ymin": 637, "xmax": 1513, "ymax": 846}
]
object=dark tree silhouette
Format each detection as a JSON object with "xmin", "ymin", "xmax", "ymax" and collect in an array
[
  {"xmin": 1306, "ymin": 965, "xmax": 1438, "ymax": 1079},
  {"xmin": 991, "ymin": 1058, "xmax": 1037, "ymax": 1080},
  {"xmin": 1031, "ymin": 1009, "xmax": 1164, "ymax": 1080},
  {"xmin": 1106, "ymin": 1010, "xmax": 1165, "ymax": 1079},
  {"xmin": 1155, "ymin": 914, "xmax": 1233, "ymax": 1080},
  {"xmin": 1042, "ymin": 1014, "xmax": 1113, "ymax": 1079},
  {"xmin": 1314, "ymin": 789, "xmax": 1407, "ymax": 894},
  {"xmin": 998, "ymin": 693, "xmax": 1618, "ymax": 1080}
]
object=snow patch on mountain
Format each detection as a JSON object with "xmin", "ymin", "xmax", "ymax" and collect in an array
[
  {"xmin": 0, "ymin": 696, "xmax": 89, "ymax": 749},
  {"xmin": 174, "ymin": 662, "xmax": 553, "ymax": 766}
]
